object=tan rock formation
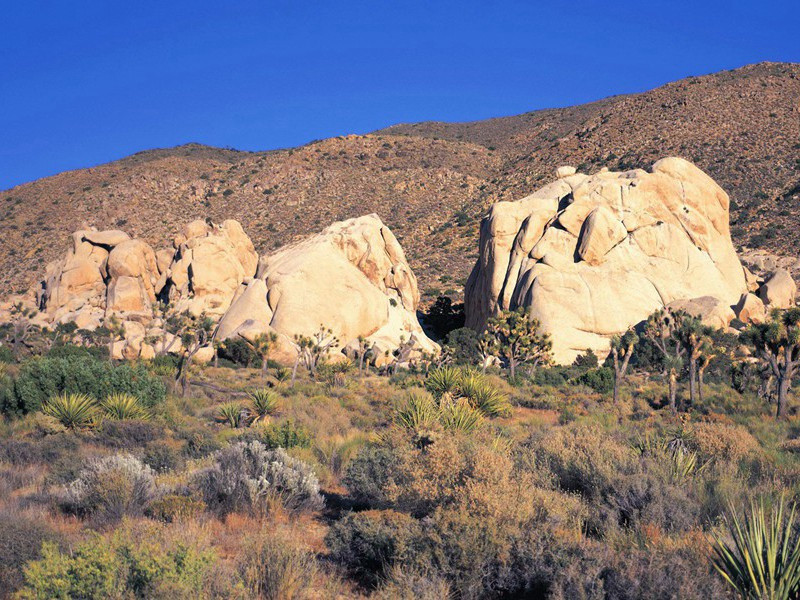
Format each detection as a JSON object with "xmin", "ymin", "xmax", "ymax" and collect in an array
[
  {"xmin": 163, "ymin": 219, "xmax": 258, "ymax": 317},
  {"xmin": 666, "ymin": 296, "xmax": 736, "ymax": 329},
  {"xmin": 734, "ymin": 293, "xmax": 767, "ymax": 324},
  {"xmin": 465, "ymin": 158, "xmax": 748, "ymax": 363},
  {"xmin": 758, "ymin": 269, "xmax": 797, "ymax": 309},
  {"xmin": 217, "ymin": 214, "xmax": 438, "ymax": 365}
]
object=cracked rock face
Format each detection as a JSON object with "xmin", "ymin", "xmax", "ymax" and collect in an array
[
  {"xmin": 465, "ymin": 157, "xmax": 748, "ymax": 364},
  {"xmin": 216, "ymin": 214, "xmax": 439, "ymax": 365}
]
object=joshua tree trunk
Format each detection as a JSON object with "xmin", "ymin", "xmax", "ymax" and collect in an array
[
  {"xmin": 508, "ymin": 356, "xmax": 517, "ymax": 380},
  {"xmin": 178, "ymin": 354, "xmax": 193, "ymax": 397},
  {"xmin": 698, "ymin": 368, "xmax": 705, "ymax": 404},
  {"xmin": 777, "ymin": 372, "xmax": 792, "ymax": 418},
  {"xmin": 688, "ymin": 358, "xmax": 697, "ymax": 407},
  {"xmin": 261, "ymin": 357, "xmax": 269, "ymax": 377},
  {"xmin": 291, "ymin": 355, "xmax": 300, "ymax": 387},
  {"xmin": 668, "ymin": 368, "xmax": 678, "ymax": 413}
]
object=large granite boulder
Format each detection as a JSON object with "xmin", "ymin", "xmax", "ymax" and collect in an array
[
  {"xmin": 162, "ymin": 219, "xmax": 258, "ymax": 317},
  {"xmin": 465, "ymin": 158, "xmax": 749, "ymax": 363},
  {"xmin": 216, "ymin": 214, "xmax": 438, "ymax": 365}
]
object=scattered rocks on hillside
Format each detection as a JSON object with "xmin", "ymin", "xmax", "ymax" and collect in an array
[{"xmin": 464, "ymin": 157, "xmax": 751, "ymax": 363}]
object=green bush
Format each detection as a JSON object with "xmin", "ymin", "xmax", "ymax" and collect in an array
[
  {"xmin": 0, "ymin": 510, "xmax": 64, "ymax": 597},
  {"xmin": 260, "ymin": 420, "xmax": 313, "ymax": 450},
  {"xmin": 1, "ymin": 355, "xmax": 166, "ymax": 416},
  {"xmin": 574, "ymin": 366, "xmax": 614, "ymax": 395},
  {"xmin": 17, "ymin": 522, "xmax": 222, "ymax": 599},
  {"xmin": 326, "ymin": 510, "xmax": 424, "ymax": 587}
]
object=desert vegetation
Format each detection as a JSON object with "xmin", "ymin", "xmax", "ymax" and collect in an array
[{"xmin": 2, "ymin": 303, "xmax": 800, "ymax": 599}]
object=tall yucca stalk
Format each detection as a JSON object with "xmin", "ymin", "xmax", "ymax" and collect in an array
[
  {"xmin": 711, "ymin": 496, "xmax": 800, "ymax": 599},
  {"xmin": 248, "ymin": 389, "xmax": 281, "ymax": 424},
  {"xmin": 100, "ymin": 393, "xmax": 150, "ymax": 420},
  {"xmin": 41, "ymin": 393, "xmax": 98, "ymax": 429}
]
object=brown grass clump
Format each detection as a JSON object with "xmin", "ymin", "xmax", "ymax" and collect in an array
[{"xmin": 688, "ymin": 422, "xmax": 760, "ymax": 463}]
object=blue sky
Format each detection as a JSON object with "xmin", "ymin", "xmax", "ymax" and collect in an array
[{"xmin": 1, "ymin": 0, "xmax": 798, "ymax": 190}]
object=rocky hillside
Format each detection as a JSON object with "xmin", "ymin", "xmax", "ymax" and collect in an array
[{"xmin": 2, "ymin": 62, "xmax": 798, "ymax": 300}]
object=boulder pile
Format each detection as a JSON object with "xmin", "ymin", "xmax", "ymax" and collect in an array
[
  {"xmin": 464, "ymin": 157, "xmax": 793, "ymax": 363},
  {"xmin": 6, "ymin": 215, "xmax": 436, "ymax": 364}
]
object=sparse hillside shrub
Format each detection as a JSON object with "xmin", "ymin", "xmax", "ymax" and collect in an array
[
  {"xmin": 96, "ymin": 419, "xmax": 165, "ymax": 450},
  {"xmin": 259, "ymin": 420, "xmax": 313, "ymax": 450},
  {"xmin": 60, "ymin": 453, "xmax": 157, "ymax": 523},
  {"xmin": 17, "ymin": 522, "xmax": 223, "ymax": 599},
  {"xmin": 529, "ymin": 425, "xmax": 635, "ymax": 500},
  {"xmin": 238, "ymin": 529, "xmax": 318, "ymax": 600},
  {"xmin": 0, "ymin": 509, "xmax": 64, "ymax": 597},
  {"xmin": 1, "ymin": 355, "xmax": 165, "ymax": 416},
  {"xmin": 326, "ymin": 510, "xmax": 424, "ymax": 588},
  {"xmin": 195, "ymin": 441, "xmax": 322, "ymax": 515},
  {"xmin": 687, "ymin": 422, "xmax": 760, "ymax": 463}
]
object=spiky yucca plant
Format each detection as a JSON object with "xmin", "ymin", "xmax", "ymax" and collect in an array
[
  {"xmin": 438, "ymin": 397, "xmax": 483, "ymax": 433},
  {"xmin": 458, "ymin": 373, "xmax": 511, "ymax": 417},
  {"xmin": 395, "ymin": 391, "xmax": 439, "ymax": 431},
  {"xmin": 711, "ymin": 496, "xmax": 800, "ymax": 599},
  {"xmin": 248, "ymin": 389, "xmax": 281, "ymax": 424},
  {"xmin": 100, "ymin": 393, "xmax": 150, "ymax": 420},
  {"xmin": 425, "ymin": 367, "xmax": 463, "ymax": 400},
  {"xmin": 274, "ymin": 367, "xmax": 293, "ymax": 384},
  {"xmin": 216, "ymin": 402, "xmax": 245, "ymax": 428},
  {"xmin": 41, "ymin": 393, "xmax": 98, "ymax": 429}
]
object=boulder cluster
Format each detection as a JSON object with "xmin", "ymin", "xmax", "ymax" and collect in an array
[
  {"xmin": 2, "ymin": 156, "xmax": 796, "ymax": 368},
  {"xmin": 9, "ymin": 215, "xmax": 436, "ymax": 364},
  {"xmin": 465, "ymin": 157, "xmax": 796, "ymax": 363}
]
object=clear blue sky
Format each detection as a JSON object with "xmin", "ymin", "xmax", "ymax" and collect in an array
[{"xmin": 2, "ymin": 0, "xmax": 798, "ymax": 190}]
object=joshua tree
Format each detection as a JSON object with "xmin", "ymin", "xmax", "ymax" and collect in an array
[
  {"xmin": 672, "ymin": 314, "xmax": 709, "ymax": 407},
  {"xmin": 696, "ymin": 335, "xmax": 717, "ymax": 404},
  {"xmin": 643, "ymin": 308, "xmax": 687, "ymax": 411},
  {"xmin": 742, "ymin": 308, "xmax": 800, "ymax": 418},
  {"xmin": 4, "ymin": 302, "xmax": 39, "ymax": 361},
  {"xmin": 98, "ymin": 314, "xmax": 126, "ymax": 363},
  {"xmin": 292, "ymin": 325, "xmax": 338, "ymax": 385},
  {"xmin": 353, "ymin": 335, "xmax": 373, "ymax": 375},
  {"xmin": 485, "ymin": 308, "xmax": 552, "ymax": 380},
  {"xmin": 175, "ymin": 312, "xmax": 215, "ymax": 397},
  {"xmin": 610, "ymin": 329, "xmax": 638, "ymax": 404},
  {"xmin": 240, "ymin": 331, "xmax": 278, "ymax": 377}
]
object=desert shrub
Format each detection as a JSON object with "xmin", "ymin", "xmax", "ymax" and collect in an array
[
  {"xmin": 343, "ymin": 431, "xmax": 541, "ymax": 520},
  {"xmin": 574, "ymin": 366, "xmax": 614, "ymax": 395},
  {"xmin": 195, "ymin": 441, "xmax": 322, "ymax": 515},
  {"xmin": 143, "ymin": 441, "xmax": 185, "ymax": 473},
  {"xmin": 60, "ymin": 453, "xmax": 157, "ymax": 523},
  {"xmin": 260, "ymin": 419, "xmax": 313, "ymax": 450},
  {"xmin": 326, "ymin": 509, "xmax": 424, "ymax": 587},
  {"xmin": 96, "ymin": 419, "xmax": 165, "ymax": 450},
  {"xmin": 0, "ymin": 433, "xmax": 80, "ymax": 467},
  {"xmin": 443, "ymin": 327, "xmax": 482, "ymax": 365},
  {"xmin": 177, "ymin": 426, "xmax": 222, "ymax": 459},
  {"xmin": 0, "ymin": 344, "xmax": 14, "ymax": 363},
  {"xmin": 687, "ymin": 422, "xmax": 760, "ymax": 463},
  {"xmin": 40, "ymin": 392, "xmax": 98, "ymax": 429},
  {"xmin": 218, "ymin": 337, "xmax": 259, "ymax": 367},
  {"xmin": 528, "ymin": 425, "xmax": 636, "ymax": 500},
  {"xmin": 17, "ymin": 522, "xmax": 223, "ymax": 599},
  {"xmin": 2, "ymin": 355, "xmax": 165, "ymax": 416},
  {"xmin": 239, "ymin": 529, "xmax": 318, "ymax": 599},
  {"xmin": 0, "ymin": 509, "xmax": 64, "ymax": 597},
  {"xmin": 147, "ymin": 493, "xmax": 205, "ymax": 522},
  {"xmin": 148, "ymin": 353, "xmax": 179, "ymax": 376},
  {"xmin": 374, "ymin": 566, "xmax": 453, "ymax": 600},
  {"xmin": 46, "ymin": 343, "xmax": 105, "ymax": 360}
]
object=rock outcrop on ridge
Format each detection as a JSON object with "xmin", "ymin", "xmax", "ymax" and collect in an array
[
  {"xmin": 464, "ymin": 158, "xmax": 751, "ymax": 364},
  {"xmin": 216, "ymin": 214, "xmax": 438, "ymax": 365},
  {"xmin": 8, "ymin": 215, "xmax": 436, "ymax": 365}
]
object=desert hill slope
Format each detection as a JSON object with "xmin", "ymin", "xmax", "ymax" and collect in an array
[{"xmin": 1, "ymin": 62, "xmax": 798, "ymax": 300}]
